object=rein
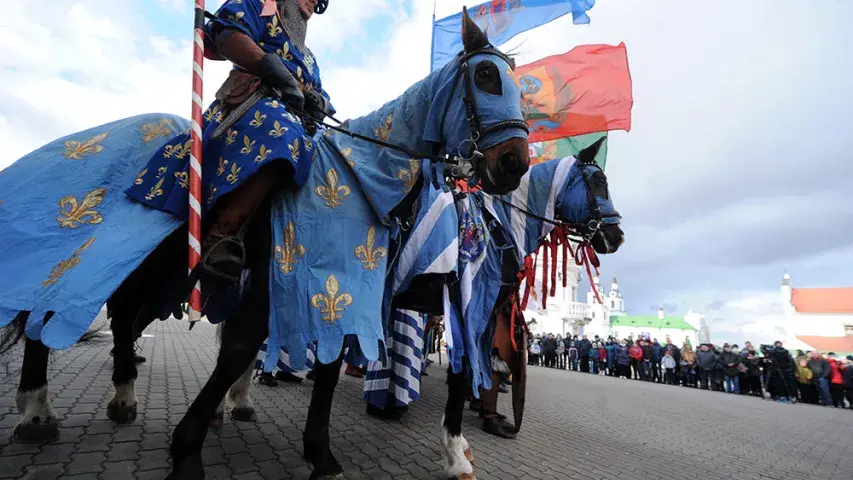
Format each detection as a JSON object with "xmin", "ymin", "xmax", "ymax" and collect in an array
[{"xmin": 302, "ymin": 46, "xmax": 528, "ymax": 182}]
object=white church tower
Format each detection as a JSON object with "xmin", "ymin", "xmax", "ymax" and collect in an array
[{"xmin": 608, "ymin": 275, "xmax": 626, "ymax": 315}]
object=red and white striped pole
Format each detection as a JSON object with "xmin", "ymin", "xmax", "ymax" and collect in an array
[{"xmin": 187, "ymin": 0, "xmax": 205, "ymax": 324}]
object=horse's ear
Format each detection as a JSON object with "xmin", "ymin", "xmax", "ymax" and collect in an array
[
  {"xmin": 577, "ymin": 137, "xmax": 606, "ymax": 165},
  {"xmin": 461, "ymin": 6, "xmax": 489, "ymax": 53}
]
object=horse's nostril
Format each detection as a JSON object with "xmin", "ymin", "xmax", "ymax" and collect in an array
[{"xmin": 499, "ymin": 150, "xmax": 521, "ymax": 174}]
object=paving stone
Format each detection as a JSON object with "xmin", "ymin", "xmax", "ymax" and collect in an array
[{"xmin": 1, "ymin": 321, "xmax": 852, "ymax": 479}]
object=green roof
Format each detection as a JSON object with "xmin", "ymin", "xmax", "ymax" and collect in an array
[{"xmin": 610, "ymin": 315, "xmax": 697, "ymax": 331}]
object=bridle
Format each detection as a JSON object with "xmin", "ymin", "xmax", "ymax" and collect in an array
[
  {"xmin": 306, "ymin": 46, "xmax": 528, "ymax": 185},
  {"xmin": 494, "ymin": 157, "xmax": 621, "ymax": 242}
]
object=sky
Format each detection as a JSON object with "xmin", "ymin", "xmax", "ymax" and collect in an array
[{"xmin": 1, "ymin": 0, "xmax": 851, "ymax": 345}]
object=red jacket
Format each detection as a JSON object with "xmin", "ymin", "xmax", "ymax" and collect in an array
[
  {"xmin": 828, "ymin": 358, "xmax": 843, "ymax": 384},
  {"xmin": 629, "ymin": 345, "xmax": 643, "ymax": 360},
  {"xmin": 598, "ymin": 347, "xmax": 606, "ymax": 361}
]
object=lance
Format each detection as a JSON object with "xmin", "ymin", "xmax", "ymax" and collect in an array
[{"xmin": 187, "ymin": 0, "xmax": 205, "ymax": 325}]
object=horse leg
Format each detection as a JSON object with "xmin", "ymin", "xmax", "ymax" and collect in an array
[
  {"xmin": 210, "ymin": 357, "xmax": 255, "ymax": 430},
  {"xmin": 441, "ymin": 366, "xmax": 475, "ymax": 480},
  {"xmin": 106, "ymin": 311, "xmax": 138, "ymax": 424},
  {"xmin": 303, "ymin": 352, "xmax": 344, "ymax": 480},
  {"xmin": 228, "ymin": 361, "xmax": 257, "ymax": 422},
  {"xmin": 14, "ymin": 312, "xmax": 59, "ymax": 442}
]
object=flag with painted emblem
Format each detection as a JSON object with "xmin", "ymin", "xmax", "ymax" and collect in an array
[
  {"xmin": 517, "ymin": 43, "xmax": 633, "ymax": 142},
  {"xmin": 431, "ymin": 0, "xmax": 597, "ymax": 71},
  {"xmin": 529, "ymin": 132, "xmax": 608, "ymax": 169}
]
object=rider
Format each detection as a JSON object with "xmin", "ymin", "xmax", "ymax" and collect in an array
[{"xmin": 126, "ymin": 0, "xmax": 335, "ymax": 284}]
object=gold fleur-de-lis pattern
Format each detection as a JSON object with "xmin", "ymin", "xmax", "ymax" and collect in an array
[
  {"xmin": 240, "ymin": 135, "xmax": 256, "ymax": 155},
  {"xmin": 397, "ymin": 158, "xmax": 420, "ymax": 193},
  {"xmin": 156, "ymin": 166, "xmax": 168, "ymax": 178},
  {"xmin": 354, "ymin": 227, "xmax": 387, "ymax": 271},
  {"xmin": 163, "ymin": 139, "xmax": 192, "ymax": 159},
  {"xmin": 314, "ymin": 169, "xmax": 350, "ymax": 209},
  {"xmin": 145, "ymin": 176, "xmax": 165, "ymax": 201},
  {"xmin": 56, "ymin": 188, "xmax": 107, "ymax": 229},
  {"xmin": 255, "ymin": 145, "xmax": 272, "ymax": 163},
  {"xmin": 63, "ymin": 132, "xmax": 107, "ymax": 160},
  {"xmin": 374, "ymin": 113, "xmax": 393, "ymax": 142},
  {"xmin": 339, "ymin": 147, "xmax": 355, "ymax": 169},
  {"xmin": 175, "ymin": 171, "xmax": 189, "ymax": 189},
  {"xmin": 141, "ymin": 118, "xmax": 174, "ymax": 143},
  {"xmin": 43, "ymin": 237, "xmax": 95, "ymax": 287},
  {"xmin": 249, "ymin": 110, "xmax": 266, "ymax": 128},
  {"xmin": 287, "ymin": 139, "xmax": 299, "ymax": 163},
  {"xmin": 225, "ymin": 128, "xmax": 238, "ymax": 145},
  {"xmin": 217, "ymin": 156, "xmax": 229, "ymax": 176},
  {"xmin": 226, "ymin": 162, "xmax": 241, "ymax": 184},
  {"xmin": 310, "ymin": 275, "xmax": 353, "ymax": 324},
  {"xmin": 208, "ymin": 184, "xmax": 217, "ymax": 204},
  {"xmin": 267, "ymin": 14, "xmax": 283, "ymax": 37},
  {"xmin": 269, "ymin": 120, "xmax": 288, "ymax": 138},
  {"xmin": 134, "ymin": 168, "xmax": 148, "ymax": 185},
  {"xmin": 204, "ymin": 104, "xmax": 224, "ymax": 123},
  {"xmin": 276, "ymin": 42, "xmax": 293, "ymax": 61},
  {"xmin": 274, "ymin": 221, "xmax": 306, "ymax": 274}
]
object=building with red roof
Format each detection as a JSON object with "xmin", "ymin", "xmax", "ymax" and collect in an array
[{"xmin": 781, "ymin": 272, "xmax": 853, "ymax": 354}]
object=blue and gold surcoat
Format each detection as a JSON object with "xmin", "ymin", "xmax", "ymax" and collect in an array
[{"xmin": 125, "ymin": 0, "xmax": 332, "ymax": 217}]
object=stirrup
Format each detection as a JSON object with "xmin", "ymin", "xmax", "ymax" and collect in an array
[{"xmin": 200, "ymin": 235, "xmax": 247, "ymax": 284}]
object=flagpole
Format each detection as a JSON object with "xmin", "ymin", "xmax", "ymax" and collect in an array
[
  {"xmin": 188, "ymin": 0, "xmax": 205, "ymax": 324},
  {"xmin": 429, "ymin": 0, "xmax": 436, "ymax": 72}
]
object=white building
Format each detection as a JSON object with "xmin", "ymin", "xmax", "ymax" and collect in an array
[
  {"xmin": 524, "ymin": 252, "xmax": 699, "ymax": 346},
  {"xmin": 779, "ymin": 272, "xmax": 853, "ymax": 354}
]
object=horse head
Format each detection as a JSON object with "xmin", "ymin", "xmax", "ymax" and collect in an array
[
  {"xmin": 557, "ymin": 138, "xmax": 624, "ymax": 254},
  {"xmin": 424, "ymin": 7, "xmax": 530, "ymax": 195}
]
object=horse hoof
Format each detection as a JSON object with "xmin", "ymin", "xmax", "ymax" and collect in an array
[
  {"xmin": 13, "ymin": 420, "xmax": 60, "ymax": 443},
  {"xmin": 166, "ymin": 453, "xmax": 205, "ymax": 480},
  {"xmin": 209, "ymin": 412, "xmax": 224, "ymax": 430},
  {"xmin": 230, "ymin": 407, "xmax": 257, "ymax": 423},
  {"xmin": 464, "ymin": 447, "xmax": 474, "ymax": 464},
  {"xmin": 107, "ymin": 402, "xmax": 138, "ymax": 424}
]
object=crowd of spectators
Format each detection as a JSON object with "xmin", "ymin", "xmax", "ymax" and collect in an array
[{"xmin": 528, "ymin": 333, "xmax": 853, "ymax": 408}]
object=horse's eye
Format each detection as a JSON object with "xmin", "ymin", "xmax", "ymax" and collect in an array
[
  {"xmin": 474, "ymin": 61, "xmax": 502, "ymax": 95},
  {"xmin": 590, "ymin": 171, "xmax": 610, "ymax": 200}
]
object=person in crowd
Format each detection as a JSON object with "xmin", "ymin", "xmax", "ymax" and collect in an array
[
  {"xmin": 651, "ymin": 338, "xmax": 664, "ymax": 383},
  {"xmin": 718, "ymin": 343, "xmax": 741, "ymax": 393},
  {"xmin": 616, "ymin": 340, "xmax": 632, "ymax": 379},
  {"xmin": 578, "ymin": 335, "xmax": 592, "ymax": 373},
  {"xmin": 681, "ymin": 344, "xmax": 697, "ymax": 388},
  {"xmin": 568, "ymin": 336, "xmax": 579, "ymax": 371},
  {"xmin": 794, "ymin": 353, "xmax": 816, "ymax": 404},
  {"xmin": 697, "ymin": 343, "xmax": 717, "ymax": 391},
  {"xmin": 666, "ymin": 338, "xmax": 683, "ymax": 385},
  {"xmin": 843, "ymin": 355, "xmax": 853, "ymax": 409},
  {"xmin": 529, "ymin": 338, "xmax": 541, "ymax": 366},
  {"xmin": 744, "ymin": 350, "xmax": 763, "ymax": 397},
  {"xmin": 598, "ymin": 342, "xmax": 607, "ymax": 375},
  {"xmin": 561, "ymin": 335, "xmax": 571, "ymax": 370},
  {"xmin": 555, "ymin": 334, "xmax": 566, "ymax": 369},
  {"xmin": 605, "ymin": 337, "xmax": 617, "ymax": 376},
  {"xmin": 732, "ymin": 344, "xmax": 749, "ymax": 396},
  {"xmin": 661, "ymin": 349, "xmax": 677, "ymax": 385},
  {"xmin": 826, "ymin": 352, "xmax": 845, "ymax": 408},
  {"xmin": 808, "ymin": 351, "xmax": 833, "ymax": 406},
  {"xmin": 589, "ymin": 341, "xmax": 600, "ymax": 374},
  {"xmin": 641, "ymin": 338, "xmax": 653, "ymax": 382},
  {"xmin": 629, "ymin": 340, "xmax": 644, "ymax": 380}
]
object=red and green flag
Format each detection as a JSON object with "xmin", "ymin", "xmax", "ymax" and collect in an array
[
  {"xmin": 516, "ymin": 43, "xmax": 633, "ymax": 143},
  {"xmin": 529, "ymin": 131, "xmax": 608, "ymax": 169}
]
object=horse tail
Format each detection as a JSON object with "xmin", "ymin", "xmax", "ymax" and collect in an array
[{"xmin": 0, "ymin": 311, "xmax": 28, "ymax": 356}]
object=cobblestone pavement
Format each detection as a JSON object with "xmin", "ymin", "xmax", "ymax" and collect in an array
[{"xmin": 1, "ymin": 320, "xmax": 853, "ymax": 479}]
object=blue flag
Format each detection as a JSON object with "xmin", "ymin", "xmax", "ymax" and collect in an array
[{"xmin": 431, "ymin": 0, "xmax": 595, "ymax": 71}]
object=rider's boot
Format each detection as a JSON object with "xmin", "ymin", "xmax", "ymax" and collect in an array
[
  {"xmin": 480, "ymin": 374, "xmax": 517, "ymax": 439},
  {"xmin": 201, "ymin": 167, "xmax": 281, "ymax": 282},
  {"xmin": 274, "ymin": 371, "xmax": 303, "ymax": 384}
]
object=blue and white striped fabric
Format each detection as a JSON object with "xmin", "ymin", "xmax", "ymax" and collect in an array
[
  {"xmin": 363, "ymin": 309, "xmax": 426, "ymax": 409},
  {"xmin": 445, "ymin": 156, "xmax": 582, "ymax": 395},
  {"xmin": 256, "ymin": 340, "xmax": 317, "ymax": 374}
]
